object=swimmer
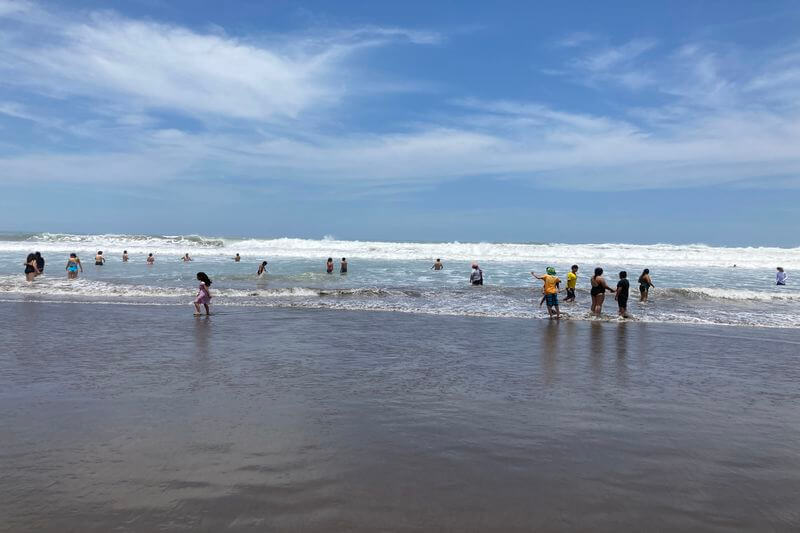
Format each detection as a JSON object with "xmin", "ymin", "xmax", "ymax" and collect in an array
[
  {"xmin": 340, "ymin": 257, "xmax": 348, "ymax": 274},
  {"xmin": 776, "ymin": 267, "xmax": 787, "ymax": 286},
  {"xmin": 432, "ymin": 259, "xmax": 444, "ymax": 270},
  {"xmin": 615, "ymin": 271, "xmax": 631, "ymax": 318},
  {"xmin": 469, "ymin": 263, "xmax": 484, "ymax": 286},
  {"xmin": 589, "ymin": 267, "xmax": 615, "ymax": 317},
  {"xmin": 532, "ymin": 267, "xmax": 561, "ymax": 319},
  {"xmin": 565, "ymin": 264, "xmax": 578, "ymax": 302},
  {"xmin": 94, "ymin": 250, "xmax": 105, "ymax": 266},
  {"xmin": 257, "ymin": 261, "xmax": 268, "ymax": 276},
  {"xmin": 122, "ymin": 250, "xmax": 129, "ymax": 262},
  {"xmin": 34, "ymin": 252, "xmax": 45, "ymax": 276},
  {"xmin": 24, "ymin": 253, "xmax": 40, "ymax": 282},
  {"xmin": 638, "ymin": 269, "xmax": 654, "ymax": 302},
  {"xmin": 66, "ymin": 253, "xmax": 82, "ymax": 279},
  {"xmin": 193, "ymin": 272, "xmax": 212, "ymax": 316},
  {"xmin": 234, "ymin": 253, "xmax": 241, "ymax": 262},
  {"xmin": 146, "ymin": 253, "xmax": 155, "ymax": 265},
  {"xmin": 326, "ymin": 257, "xmax": 334, "ymax": 274},
  {"xmin": 183, "ymin": 253, "xmax": 193, "ymax": 262}
]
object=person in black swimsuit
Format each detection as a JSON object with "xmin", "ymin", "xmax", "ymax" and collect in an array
[
  {"xmin": 24, "ymin": 253, "xmax": 40, "ymax": 282},
  {"xmin": 34, "ymin": 251, "xmax": 44, "ymax": 276},
  {"xmin": 615, "ymin": 271, "xmax": 630, "ymax": 318},
  {"xmin": 590, "ymin": 267, "xmax": 615, "ymax": 317}
]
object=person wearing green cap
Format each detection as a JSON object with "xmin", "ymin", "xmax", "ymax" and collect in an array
[{"xmin": 531, "ymin": 267, "xmax": 561, "ymax": 319}]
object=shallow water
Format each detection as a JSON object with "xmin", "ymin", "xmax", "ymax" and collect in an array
[
  {"xmin": 2, "ymin": 232, "xmax": 799, "ymax": 327},
  {"xmin": 1, "ymin": 302, "xmax": 799, "ymax": 531}
]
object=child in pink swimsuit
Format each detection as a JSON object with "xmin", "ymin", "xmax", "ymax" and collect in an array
[{"xmin": 193, "ymin": 272, "xmax": 212, "ymax": 316}]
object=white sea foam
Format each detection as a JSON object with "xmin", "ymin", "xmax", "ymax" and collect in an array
[{"xmin": 3, "ymin": 232, "xmax": 800, "ymax": 269}]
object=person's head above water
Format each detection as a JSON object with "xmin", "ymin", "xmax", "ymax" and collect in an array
[
  {"xmin": 436, "ymin": 258, "xmax": 441, "ymax": 262},
  {"xmin": 70, "ymin": 253, "xmax": 77, "ymax": 258},
  {"xmin": 571, "ymin": 264, "xmax": 578, "ymax": 272},
  {"xmin": 97, "ymin": 251, "xmax": 102, "ymax": 255},
  {"xmin": 123, "ymin": 250, "xmax": 128, "ymax": 254},
  {"xmin": 262, "ymin": 261, "xmax": 267, "ymax": 266},
  {"xmin": 35, "ymin": 251, "xmax": 41, "ymax": 258},
  {"xmin": 342, "ymin": 257, "xmax": 346, "ymax": 261},
  {"xmin": 619, "ymin": 271, "xmax": 627, "ymax": 279},
  {"xmin": 148, "ymin": 253, "xmax": 153, "ymax": 257},
  {"xmin": 471, "ymin": 263, "xmax": 478, "ymax": 269},
  {"xmin": 327, "ymin": 257, "xmax": 333, "ymax": 262},
  {"xmin": 196, "ymin": 272, "xmax": 212, "ymax": 286},
  {"xmin": 777, "ymin": 267, "xmax": 784, "ymax": 272},
  {"xmin": 546, "ymin": 267, "xmax": 556, "ymax": 276},
  {"xmin": 594, "ymin": 267, "xmax": 603, "ymax": 277},
  {"xmin": 642, "ymin": 268, "xmax": 650, "ymax": 274}
]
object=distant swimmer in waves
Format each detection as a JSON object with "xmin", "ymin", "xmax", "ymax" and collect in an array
[
  {"xmin": 66, "ymin": 253, "xmax": 82, "ymax": 279},
  {"xmin": 340, "ymin": 258, "xmax": 348, "ymax": 274},
  {"xmin": 122, "ymin": 250, "xmax": 129, "ymax": 262},
  {"xmin": 183, "ymin": 253, "xmax": 193, "ymax": 262},
  {"xmin": 615, "ymin": 271, "xmax": 631, "ymax": 318},
  {"xmin": 638, "ymin": 268, "xmax": 654, "ymax": 302},
  {"xmin": 470, "ymin": 263, "xmax": 483, "ymax": 286},
  {"xmin": 326, "ymin": 257, "xmax": 334, "ymax": 274},
  {"xmin": 589, "ymin": 267, "xmax": 615, "ymax": 317},
  {"xmin": 776, "ymin": 267, "xmax": 787, "ymax": 286},
  {"xmin": 34, "ymin": 251, "xmax": 45, "ymax": 276},
  {"xmin": 193, "ymin": 272, "xmax": 212, "ymax": 316},
  {"xmin": 257, "ymin": 261, "xmax": 268, "ymax": 276},
  {"xmin": 532, "ymin": 267, "xmax": 561, "ymax": 319},
  {"xmin": 565, "ymin": 264, "xmax": 578, "ymax": 303},
  {"xmin": 146, "ymin": 253, "xmax": 155, "ymax": 265},
  {"xmin": 234, "ymin": 253, "xmax": 241, "ymax": 262},
  {"xmin": 24, "ymin": 253, "xmax": 40, "ymax": 282},
  {"xmin": 432, "ymin": 259, "xmax": 444, "ymax": 270},
  {"xmin": 95, "ymin": 250, "xmax": 105, "ymax": 266}
]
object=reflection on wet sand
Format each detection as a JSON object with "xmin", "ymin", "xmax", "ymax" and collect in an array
[{"xmin": 1, "ymin": 302, "xmax": 799, "ymax": 532}]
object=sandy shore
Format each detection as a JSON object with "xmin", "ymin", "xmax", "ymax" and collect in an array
[{"xmin": 1, "ymin": 302, "xmax": 799, "ymax": 532}]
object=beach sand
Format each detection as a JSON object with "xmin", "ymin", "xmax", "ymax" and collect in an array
[{"xmin": 1, "ymin": 302, "xmax": 799, "ymax": 532}]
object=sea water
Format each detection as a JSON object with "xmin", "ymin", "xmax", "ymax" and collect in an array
[{"xmin": 1, "ymin": 232, "xmax": 799, "ymax": 328}]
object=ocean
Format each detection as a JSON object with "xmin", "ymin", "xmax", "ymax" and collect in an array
[{"xmin": 2, "ymin": 232, "xmax": 799, "ymax": 328}]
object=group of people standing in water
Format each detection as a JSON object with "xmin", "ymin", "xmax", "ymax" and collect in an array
[{"xmin": 527, "ymin": 265, "xmax": 655, "ymax": 320}]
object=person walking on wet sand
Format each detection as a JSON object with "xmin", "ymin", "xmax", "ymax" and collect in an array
[
  {"xmin": 590, "ymin": 267, "xmax": 615, "ymax": 317},
  {"xmin": 532, "ymin": 267, "xmax": 561, "ymax": 319},
  {"xmin": 326, "ymin": 257, "xmax": 334, "ymax": 274},
  {"xmin": 24, "ymin": 253, "xmax": 40, "ymax": 282},
  {"xmin": 615, "ymin": 271, "xmax": 631, "ymax": 318},
  {"xmin": 340, "ymin": 258, "xmax": 348, "ymax": 274},
  {"xmin": 66, "ymin": 253, "xmax": 82, "ymax": 279},
  {"xmin": 470, "ymin": 263, "xmax": 483, "ymax": 285},
  {"xmin": 432, "ymin": 259, "xmax": 444, "ymax": 270},
  {"xmin": 193, "ymin": 272, "xmax": 212, "ymax": 316},
  {"xmin": 638, "ymin": 269, "xmax": 654, "ymax": 302}
]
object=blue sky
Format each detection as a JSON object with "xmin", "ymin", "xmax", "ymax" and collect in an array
[{"xmin": 1, "ymin": 0, "xmax": 800, "ymax": 245}]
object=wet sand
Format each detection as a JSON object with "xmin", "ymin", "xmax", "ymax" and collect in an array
[{"xmin": 1, "ymin": 302, "xmax": 799, "ymax": 532}]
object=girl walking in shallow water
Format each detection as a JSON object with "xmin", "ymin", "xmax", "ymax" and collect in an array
[{"xmin": 193, "ymin": 272, "xmax": 212, "ymax": 316}]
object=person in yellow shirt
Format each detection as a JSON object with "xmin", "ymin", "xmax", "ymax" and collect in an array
[
  {"xmin": 531, "ymin": 267, "xmax": 561, "ymax": 319},
  {"xmin": 565, "ymin": 264, "xmax": 579, "ymax": 302}
]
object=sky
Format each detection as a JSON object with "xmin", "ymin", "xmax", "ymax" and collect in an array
[{"xmin": 1, "ymin": 0, "xmax": 800, "ymax": 245}]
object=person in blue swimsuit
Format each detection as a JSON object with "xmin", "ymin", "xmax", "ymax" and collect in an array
[
  {"xmin": 776, "ymin": 267, "xmax": 787, "ymax": 286},
  {"xmin": 66, "ymin": 253, "xmax": 83, "ymax": 279}
]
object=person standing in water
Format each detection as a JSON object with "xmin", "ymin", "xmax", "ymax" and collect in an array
[
  {"xmin": 183, "ymin": 253, "xmax": 193, "ymax": 262},
  {"xmin": 122, "ymin": 250, "xmax": 129, "ymax": 262},
  {"xmin": 146, "ymin": 253, "xmax": 155, "ymax": 265},
  {"xmin": 340, "ymin": 258, "xmax": 348, "ymax": 274},
  {"xmin": 94, "ymin": 251, "xmax": 105, "ymax": 266},
  {"xmin": 565, "ymin": 264, "xmax": 579, "ymax": 303},
  {"xmin": 589, "ymin": 267, "xmax": 614, "ymax": 317},
  {"xmin": 432, "ymin": 259, "xmax": 444, "ymax": 270},
  {"xmin": 470, "ymin": 263, "xmax": 484, "ymax": 285},
  {"xmin": 326, "ymin": 258, "xmax": 334, "ymax": 274},
  {"xmin": 34, "ymin": 252, "xmax": 45, "ymax": 277},
  {"xmin": 66, "ymin": 253, "xmax": 82, "ymax": 279},
  {"xmin": 776, "ymin": 267, "xmax": 787, "ymax": 286},
  {"xmin": 257, "ymin": 261, "xmax": 268, "ymax": 276},
  {"xmin": 615, "ymin": 271, "xmax": 631, "ymax": 318},
  {"xmin": 24, "ymin": 253, "xmax": 40, "ymax": 282},
  {"xmin": 638, "ymin": 268, "xmax": 654, "ymax": 302},
  {"xmin": 532, "ymin": 267, "xmax": 561, "ymax": 319},
  {"xmin": 234, "ymin": 253, "xmax": 241, "ymax": 262},
  {"xmin": 193, "ymin": 272, "xmax": 212, "ymax": 316}
]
